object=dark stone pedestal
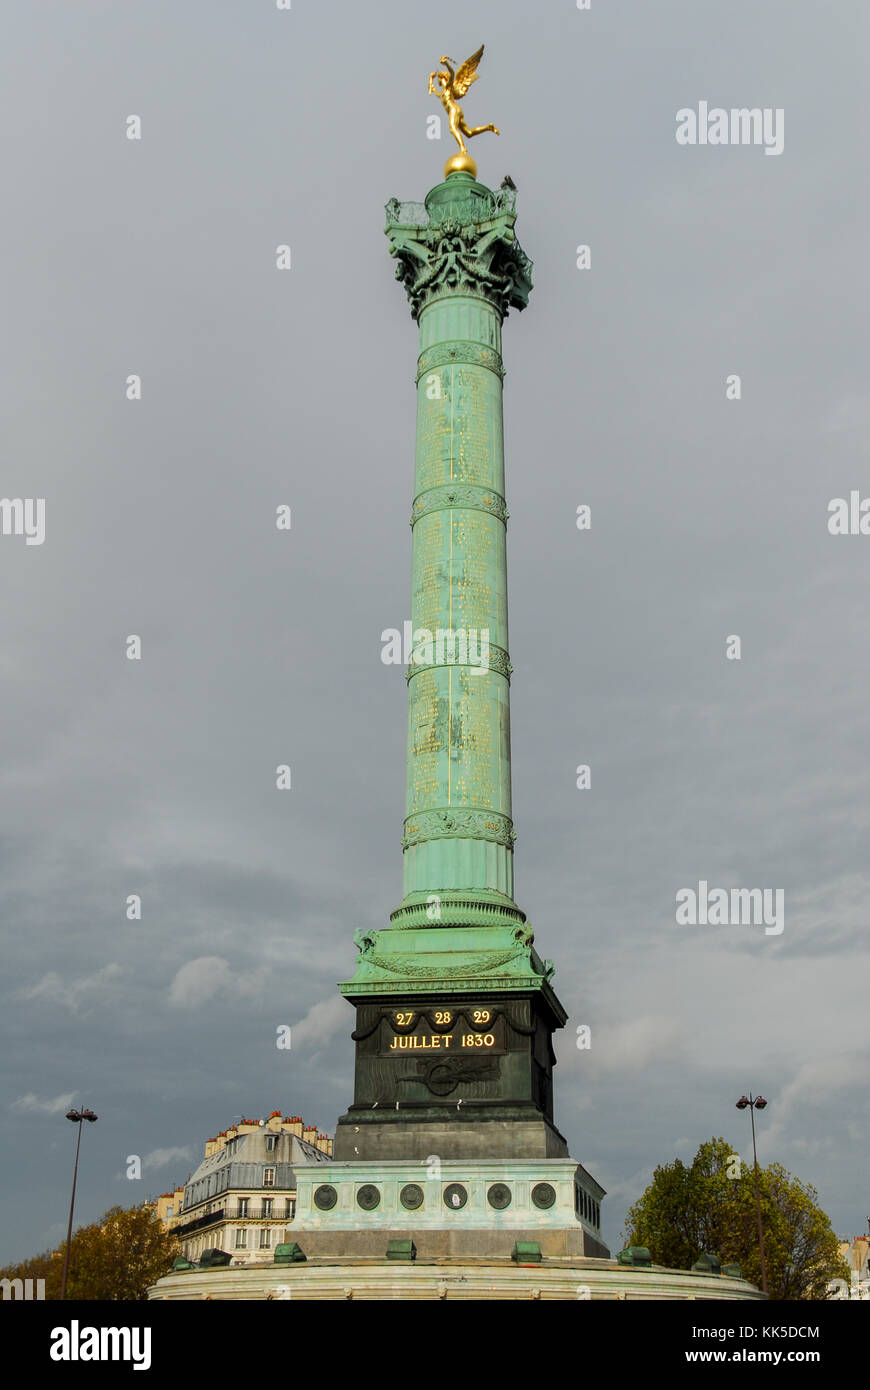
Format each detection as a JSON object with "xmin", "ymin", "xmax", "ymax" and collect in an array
[{"xmin": 335, "ymin": 991, "xmax": 568, "ymax": 1160}]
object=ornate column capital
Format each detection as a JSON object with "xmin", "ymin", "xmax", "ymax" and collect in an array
[{"xmin": 386, "ymin": 176, "xmax": 533, "ymax": 321}]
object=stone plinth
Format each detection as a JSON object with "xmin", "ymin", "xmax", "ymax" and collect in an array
[
  {"xmin": 149, "ymin": 1259, "xmax": 766, "ymax": 1302},
  {"xmin": 334, "ymin": 1114, "xmax": 569, "ymax": 1162},
  {"xmin": 286, "ymin": 1159, "xmax": 607, "ymax": 1261}
]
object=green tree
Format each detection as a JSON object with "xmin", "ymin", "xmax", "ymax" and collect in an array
[
  {"xmin": 623, "ymin": 1137, "xmax": 848, "ymax": 1300},
  {"xmin": 0, "ymin": 1202, "xmax": 180, "ymax": 1300}
]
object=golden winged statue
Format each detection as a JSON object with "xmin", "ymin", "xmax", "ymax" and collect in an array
[{"xmin": 428, "ymin": 45, "xmax": 500, "ymax": 156}]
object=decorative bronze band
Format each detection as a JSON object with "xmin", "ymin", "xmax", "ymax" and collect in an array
[
  {"xmin": 365, "ymin": 950, "xmax": 520, "ymax": 980},
  {"xmin": 405, "ymin": 641, "xmax": 512, "ymax": 683},
  {"xmin": 416, "ymin": 340, "xmax": 505, "ymax": 382},
  {"xmin": 411, "ymin": 484, "xmax": 509, "ymax": 528},
  {"xmin": 388, "ymin": 898, "xmax": 527, "ymax": 929},
  {"xmin": 402, "ymin": 807, "xmax": 516, "ymax": 852}
]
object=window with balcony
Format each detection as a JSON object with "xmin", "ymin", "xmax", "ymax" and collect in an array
[
  {"xmin": 262, "ymin": 1198, "xmax": 273, "ymax": 1217},
  {"xmin": 237, "ymin": 1198, "xmax": 249, "ymax": 1217}
]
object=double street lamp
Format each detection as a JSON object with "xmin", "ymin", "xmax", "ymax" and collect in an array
[
  {"xmin": 736, "ymin": 1092, "xmax": 768, "ymax": 1295},
  {"xmin": 60, "ymin": 1107, "xmax": 98, "ymax": 1301}
]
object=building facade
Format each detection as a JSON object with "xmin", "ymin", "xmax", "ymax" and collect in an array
[
  {"xmin": 165, "ymin": 1112, "xmax": 332, "ymax": 1265},
  {"xmin": 836, "ymin": 1235, "xmax": 870, "ymax": 1298}
]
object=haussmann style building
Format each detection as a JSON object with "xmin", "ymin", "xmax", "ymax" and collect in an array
[{"xmin": 160, "ymin": 1113, "xmax": 332, "ymax": 1266}]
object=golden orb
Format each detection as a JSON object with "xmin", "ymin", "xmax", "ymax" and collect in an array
[{"xmin": 444, "ymin": 151, "xmax": 477, "ymax": 179}]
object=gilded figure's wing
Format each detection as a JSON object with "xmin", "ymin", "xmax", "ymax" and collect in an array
[{"xmin": 452, "ymin": 44, "xmax": 485, "ymax": 99}]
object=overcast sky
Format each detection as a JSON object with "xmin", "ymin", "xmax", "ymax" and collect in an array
[{"xmin": 1, "ymin": 0, "xmax": 867, "ymax": 1266}]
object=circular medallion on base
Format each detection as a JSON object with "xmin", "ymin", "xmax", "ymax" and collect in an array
[
  {"xmin": 314, "ymin": 1184, "xmax": 337, "ymax": 1211},
  {"xmin": 357, "ymin": 1184, "xmax": 381, "ymax": 1211},
  {"xmin": 487, "ymin": 1182, "xmax": 512, "ymax": 1210},
  {"xmin": 400, "ymin": 1183, "xmax": 424, "ymax": 1210},
  {"xmin": 443, "ymin": 1183, "xmax": 468, "ymax": 1210},
  {"xmin": 531, "ymin": 1182, "xmax": 556, "ymax": 1210}
]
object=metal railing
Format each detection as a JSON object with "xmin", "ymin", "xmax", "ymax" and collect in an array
[{"xmin": 229, "ymin": 1204, "xmax": 292, "ymax": 1220}]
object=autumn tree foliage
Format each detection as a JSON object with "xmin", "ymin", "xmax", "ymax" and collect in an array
[
  {"xmin": 623, "ymin": 1137, "xmax": 848, "ymax": 1300},
  {"xmin": 0, "ymin": 1202, "xmax": 180, "ymax": 1300}
]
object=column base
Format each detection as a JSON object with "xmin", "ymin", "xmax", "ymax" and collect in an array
[{"xmin": 333, "ymin": 1110, "xmax": 569, "ymax": 1161}]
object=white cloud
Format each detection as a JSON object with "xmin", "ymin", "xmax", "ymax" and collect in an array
[
  {"xmin": 585, "ymin": 1016, "xmax": 686, "ymax": 1076},
  {"xmin": 290, "ymin": 994, "xmax": 349, "ymax": 1050},
  {"xmin": 168, "ymin": 956, "xmax": 269, "ymax": 1007},
  {"xmin": 168, "ymin": 956, "xmax": 231, "ymax": 1007},
  {"xmin": 18, "ymin": 965, "xmax": 124, "ymax": 1014},
  {"xmin": 11, "ymin": 1091, "xmax": 77, "ymax": 1115},
  {"xmin": 763, "ymin": 1052, "xmax": 869, "ymax": 1148},
  {"xmin": 142, "ymin": 1146, "xmax": 193, "ymax": 1170}
]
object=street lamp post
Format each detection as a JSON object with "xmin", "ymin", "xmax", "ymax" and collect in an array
[
  {"xmin": 60, "ymin": 1107, "xmax": 98, "ymax": 1301},
  {"xmin": 736, "ymin": 1093, "xmax": 768, "ymax": 1295}
]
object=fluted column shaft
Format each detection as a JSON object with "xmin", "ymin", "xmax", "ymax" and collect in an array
[{"xmin": 385, "ymin": 171, "xmax": 533, "ymax": 927}]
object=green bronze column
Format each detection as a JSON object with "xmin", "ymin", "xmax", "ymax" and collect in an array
[
  {"xmin": 335, "ymin": 159, "xmax": 569, "ymax": 1161},
  {"xmin": 394, "ymin": 170, "xmax": 525, "ymax": 928}
]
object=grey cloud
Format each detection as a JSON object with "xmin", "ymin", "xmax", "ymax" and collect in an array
[
  {"xmin": 11, "ymin": 1092, "xmax": 78, "ymax": 1115},
  {"xmin": 0, "ymin": 0, "xmax": 866, "ymax": 1268}
]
